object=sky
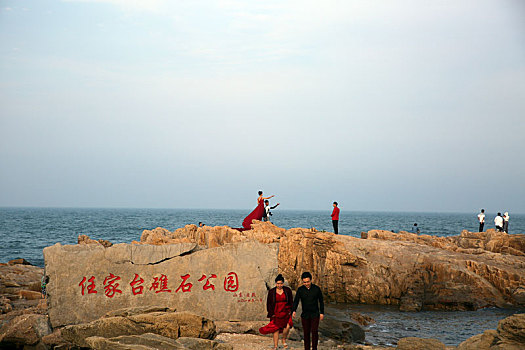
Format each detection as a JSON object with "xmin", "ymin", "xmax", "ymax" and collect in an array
[{"xmin": 0, "ymin": 0, "xmax": 524, "ymax": 212}]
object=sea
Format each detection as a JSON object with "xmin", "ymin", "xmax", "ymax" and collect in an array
[{"xmin": 1, "ymin": 207, "xmax": 524, "ymax": 346}]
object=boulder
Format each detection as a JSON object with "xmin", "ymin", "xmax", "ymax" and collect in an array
[
  {"xmin": 44, "ymin": 240, "xmax": 278, "ymax": 327},
  {"xmin": 497, "ymin": 313, "xmax": 525, "ymax": 344},
  {"xmin": 457, "ymin": 313, "xmax": 525, "ymax": 350},
  {"xmin": 0, "ymin": 313, "xmax": 51, "ymax": 347},
  {"xmin": 61, "ymin": 311, "xmax": 216, "ymax": 348},
  {"xmin": 318, "ymin": 316, "xmax": 365, "ymax": 343},
  {"xmin": 456, "ymin": 330, "xmax": 499, "ymax": 350},
  {"xmin": 396, "ymin": 337, "xmax": 446, "ymax": 349}
]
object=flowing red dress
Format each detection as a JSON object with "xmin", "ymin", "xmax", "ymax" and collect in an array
[
  {"xmin": 259, "ymin": 291, "xmax": 293, "ymax": 334},
  {"xmin": 242, "ymin": 198, "xmax": 265, "ymax": 230}
]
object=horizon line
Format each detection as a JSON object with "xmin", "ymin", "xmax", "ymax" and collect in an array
[{"xmin": 1, "ymin": 205, "xmax": 523, "ymax": 215}]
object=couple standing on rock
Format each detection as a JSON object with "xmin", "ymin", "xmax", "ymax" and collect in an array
[
  {"xmin": 242, "ymin": 191, "xmax": 279, "ymax": 230},
  {"xmin": 260, "ymin": 272, "xmax": 324, "ymax": 350}
]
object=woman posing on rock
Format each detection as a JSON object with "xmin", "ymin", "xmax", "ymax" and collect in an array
[
  {"xmin": 259, "ymin": 274, "xmax": 293, "ymax": 349},
  {"xmin": 242, "ymin": 190, "xmax": 275, "ymax": 230}
]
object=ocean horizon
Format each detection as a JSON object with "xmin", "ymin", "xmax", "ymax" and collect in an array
[{"xmin": 1, "ymin": 207, "xmax": 523, "ymax": 268}]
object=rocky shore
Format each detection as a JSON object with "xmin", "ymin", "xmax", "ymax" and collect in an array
[{"xmin": 1, "ymin": 222, "xmax": 524, "ymax": 349}]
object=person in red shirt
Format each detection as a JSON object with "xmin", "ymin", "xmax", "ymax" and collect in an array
[{"xmin": 331, "ymin": 202, "xmax": 340, "ymax": 234}]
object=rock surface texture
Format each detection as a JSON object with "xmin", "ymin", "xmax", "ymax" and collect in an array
[
  {"xmin": 44, "ymin": 240, "xmax": 278, "ymax": 327},
  {"xmin": 0, "ymin": 259, "xmax": 43, "ymax": 316},
  {"xmin": 61, "ymin": 309, "xmax": 216, "ymax": 347},
  {"xmin": 140, "ymin": 223, "xmax": 525, "ymax": 312}
]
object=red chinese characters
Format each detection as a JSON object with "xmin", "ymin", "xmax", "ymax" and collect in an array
[
  {"xmin": 198, "ymin": 274, "xmax": 217, "ymax": 291},
  {"xmin": 224, "ymin": 272, "xmax": 239, "ymax": 292},
  {"xmin": 130, "ymin": 274, "xmax": 144, "ymax": 295},
  {"xmin": 103, "ymin": 273, "xmax": 122, "ymax": 298},
  {"xmin": 79, "ymin": 276, "xmax": 97, "ymax": 295},
  {"xmin": 79, "ymin": 272, "xmax": 240, "ymax": 296},
  {"xmin": 150, "ymin": 274, "xmax": 171, "ymax": 293},
  {"xmin": 175, "ymin": 274, "xmax": 193, "ymax": 293}
]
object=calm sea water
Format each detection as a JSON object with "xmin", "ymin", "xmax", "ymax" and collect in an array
[
  {"xmin": 0, "ymin": 207, "xmax": 523, "ymax": 346},
  {"xmin": 1, "ymin": 207, "xmax": 523, "ymax": 267}
]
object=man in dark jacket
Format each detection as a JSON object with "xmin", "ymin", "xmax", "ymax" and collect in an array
[{"xmin": 292, "ymin": 272, "xmax": 324, "ymax": 350}]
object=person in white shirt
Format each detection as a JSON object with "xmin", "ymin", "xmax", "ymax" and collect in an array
[
  {"xmin": 503, "ymin": 212, "xmax": 509, "ymax": 233},
  {"xmin": 263, "ymin": 200, "xmax": 280, "ymax": 222},
  {"xmin": 494, "ymin": 213, "xmax": 504, "ymax": 232},
  {"xmin": 477, "ymin": 209, "xmax": 485, "ymax": 232}
]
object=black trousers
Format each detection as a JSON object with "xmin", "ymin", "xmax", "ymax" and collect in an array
[
  {"xmin": 479, "ymin": 222, "xmax": 484, "ymax": 232},
  {"xmin": 332, "ymin": 220, "xmax": 338, "ymax": 235},
  {"xmin": 301, "ymin": 317, "xmax": 320, "ymax": 350}
]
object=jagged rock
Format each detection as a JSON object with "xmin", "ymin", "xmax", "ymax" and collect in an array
[
  {"xmin": 133, "ymin": 223, "xmax": 525, "ymax": 312},
  {"xmin": 44, "ymin": 241, "xmax": 278, "ymax": 327},
  {"xmin": 78, "ymin": 234, "xmax": 113, "ymax": 247},
  {"xmin": 139, "ymin": 222, "xmax": 285, "ymax": 247},
  {"xmin": 457, "ymin": 313, "xmax": 525, "ymax": 350},
  {"xmin": 396, "ymin": 337, "xmax": 446, "ymax": 349},
  {"xmin": 497, "ymin": 313, "xmax": 525, "ymax": 344},
  {"xmin": 0, "ymin": 313, "xmax": 51, "ymax": 347},
  {"xmin": 61, "ymin": 311, "xmax": 216, "ymax": 348},
  {"xmin": 278, "ymin": 228, "xmax": 525, "ymax": 311}
]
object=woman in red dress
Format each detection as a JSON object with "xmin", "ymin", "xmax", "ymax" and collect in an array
[
  {"xmin": 242, "ymin": 191, "xmax": 275, "ymax": 230},
  {"xmin": 259, "ymin": 274, "xmax": 293, "ymax": 349}
]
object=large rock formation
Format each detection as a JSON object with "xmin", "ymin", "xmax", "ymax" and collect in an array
[
  {"xmin": 44, "ymin": 240, "xmax": 278, "ymax": 327},
  {"xmin": 138, "ymin": 221, "xmax": 286, "ymax": 247},
  {"xmin": 141, "ymin": 223, "xmax": 525, "ymax": 312},
  {"xmin": 280, "ymin": 228, "xmax": 525, "ymax": 311}
]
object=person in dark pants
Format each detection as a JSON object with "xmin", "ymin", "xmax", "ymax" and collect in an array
[
  {"xmin": 331, "ymin": 202, "xmax": 339, "ymax": 234},
  {"xmin": 478, "ymin": 209, "xmax": 485, "ymax": 232},
  {"xmin": 292, "ymin": 272, "xmax": 324, "ymax": 350}
]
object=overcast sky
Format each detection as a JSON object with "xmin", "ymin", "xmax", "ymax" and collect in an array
[{"xmin": 1, "ymin": 0, "xmax": 524, "ymax": 212}]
